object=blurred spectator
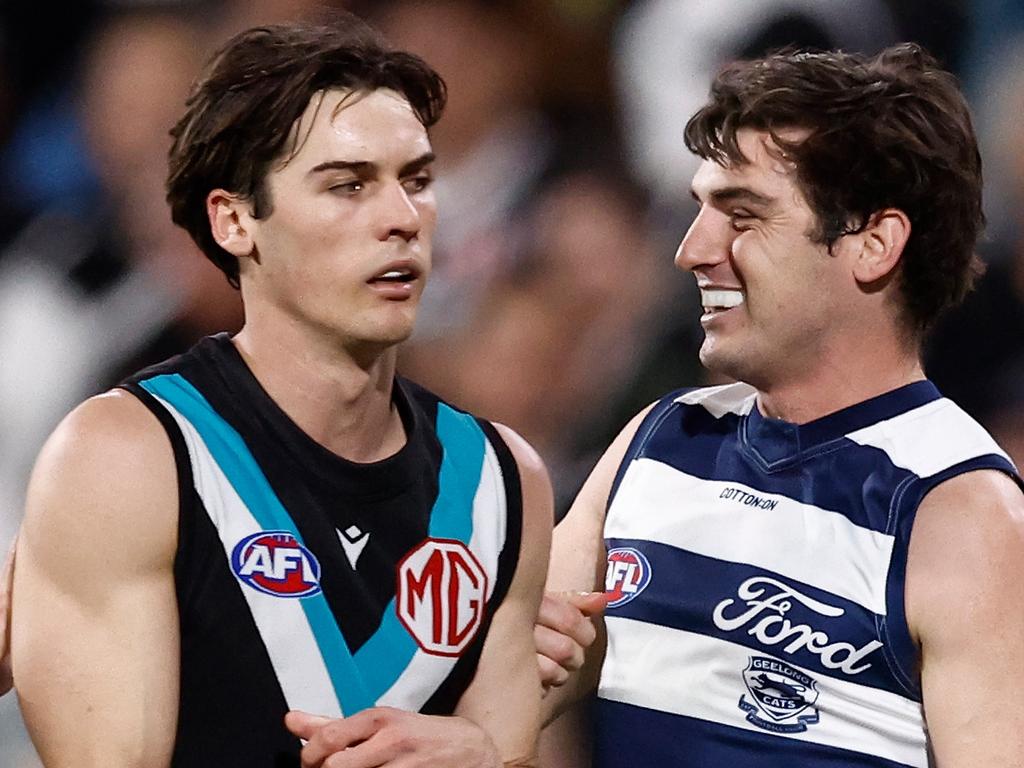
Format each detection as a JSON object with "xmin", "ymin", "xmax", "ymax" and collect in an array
[
  {"xmin": 613, "ymin": 0, "xmax": 900, "ymax": 208},
  {"xmin": 926, "ymin": 39, "xmax": 1024, "ymax": 457},
  {"xmin": 371, "ymin": 0, "xmax": 552, "ymax": 340},
  {"xmin": 0, "ymin": 7, "xmax": 242, "ymax": 550},
  {"xmin": 374, "ymin": 0, "xmax": 675, "ymax": 510}
]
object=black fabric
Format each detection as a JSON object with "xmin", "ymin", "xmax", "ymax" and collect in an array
[{"xmin": 121, "ymin": 334, "xmax": 523, "ymax": 767}]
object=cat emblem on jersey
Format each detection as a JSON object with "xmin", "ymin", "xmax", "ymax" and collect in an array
[
  {"xmin": 740, "ymin": 656, "xmax": 821, "ymax": 733},
  {"xmin": 231, "ymin": 530, "xmax": 322, "ymax": 598},
  {"xmin": 397, "ymin": 538, "xmax": 488, "ymax": 657},
  {"xmin": 605, "ymin": 547, "xmax": 652, "ymax": 608}
]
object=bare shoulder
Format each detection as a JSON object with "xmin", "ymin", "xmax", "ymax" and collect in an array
[
  {"xmin": 912, "ymin": 469, "xmax": 1024, "ymax": 555},
  {"xmin": 20, "ymin": 388, "xmax": 179, "ymax": 584},
  {"xmin": 547, "ymin": 401, "xmax": 657, "ymax": 593},
  {"xmin": 906, "ymin": 469, "xmax": 1024, "ymax": 637},
  {"xmin": 492, "ymin": 423, "xmax": 548, "ymax": 488},
  {"xmin": 13, "ymin": 389, "xmax": 181, "ymax": 765},
  {"xmin": 491, "ymin": 422, "xmax": 553, "ymax": 569}
]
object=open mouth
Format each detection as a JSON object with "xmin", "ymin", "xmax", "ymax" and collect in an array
[
  {"xmin": 371, "ymin": 269, "xmax": 416, "ymax": 283},
  {"xmin": 367, "ymin": 262, "xmax": 421, "ymax": 285},
  {"xmin": 700, "ymin": 288, "xmax": 745, "ymax": 312}
]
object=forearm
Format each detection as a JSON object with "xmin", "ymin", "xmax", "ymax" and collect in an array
[{"xmin": 541, "ymin": 659, "xmax": 600, "ymax": 727}]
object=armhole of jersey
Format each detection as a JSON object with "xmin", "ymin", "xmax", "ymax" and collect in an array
[
  {"xmin": 476, "ymin": 418, "xmax": 522, "ymax": 612},
  {"xmin": 419, "ymin": 417, "xmax": 522, "ymax": 715},
  {"xmin": 117, "ymin": 382, "xmax": 195, "ymax": 589},
  {"xmin": 882, "ymin": 454, "xmax": 1023, "ymax": 700},
  {"xmin": 607, "ymin": 389, "xmax": 689, "ymax": 509}
]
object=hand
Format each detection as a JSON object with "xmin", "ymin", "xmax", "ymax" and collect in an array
[
  {"xmin": 0, "ymin": 534, "xmax": 16, "ymax": 696},
  {"xmin": 534, "ymin": 591, "xmax": 608, "ymax": 691},
  {"xmin": 285, "ymin": 707, "xmax": 502, "ymax": 768}
]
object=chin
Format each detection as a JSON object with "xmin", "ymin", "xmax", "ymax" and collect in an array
[{"xmin": 699, "ymin": 342, "xmax": 752, "ymax": 384}]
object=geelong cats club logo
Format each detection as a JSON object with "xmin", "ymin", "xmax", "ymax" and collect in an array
[
  {"xmin": 231, "ymin": 531, "xmax": 322, "ymax": 598},
  {"xmin": 740, "ymin": 656, "xmax": 820, "ymax": 733},
  {"xmin": 397, "ymin": 538, "xmax": 488, "ymax": 657},
  {"xmin": 604, "ymin": 547, "xmax": 652, "ymax": 608}
]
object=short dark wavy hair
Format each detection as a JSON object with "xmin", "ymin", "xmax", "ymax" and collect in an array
[
  {"xmin": 167, "ymin": 17, "xmax": 447, "ymax": 287},
  {"xmin": 684, "ymin": 43, "xmax": 984, "ymax": 336}
]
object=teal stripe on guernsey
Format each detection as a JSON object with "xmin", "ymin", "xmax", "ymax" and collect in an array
[
  {"xmin": 352, "ymin": 403, "xmax": 486, "ymax": 700},
  {"xmin": 140, "ymin": 374, "xmax": 488, "ymax": 714},
  {"xmin": 140, "ymin": 373, "xmax": 369, "ymax": 714}
]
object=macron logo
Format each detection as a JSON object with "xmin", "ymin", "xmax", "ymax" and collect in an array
[{"xmin": 338, "ymin": 525, "xmax": 370, "ymax": 569}]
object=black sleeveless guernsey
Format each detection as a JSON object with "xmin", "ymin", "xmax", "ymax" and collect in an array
[{"xmin": 121, "ymin": 333, "xmax": 523, "ymax": 767}]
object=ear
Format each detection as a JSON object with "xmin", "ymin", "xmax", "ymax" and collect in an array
[
  {"xmin": 206, "ymin": 189, "xmax": 257, "ymax": 261},
  {"xmin": 849, "ymin": 208, "xmax": 911, "ymax": 284}
]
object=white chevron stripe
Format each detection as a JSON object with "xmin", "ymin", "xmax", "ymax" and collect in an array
[
  {"xmin": 152, "ymin": 393, "xmax": 343, "ymax": 718},
  {"xmin": 376, "ymin": 438, "xmax": 507, "ymax": 710}
]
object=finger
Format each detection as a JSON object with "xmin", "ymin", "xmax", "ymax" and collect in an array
[
  {"xmin": 563, "ymin": 590, "xmax": 610, "ymax": 617},
  {"xmin": 322, "ymin": 737, "xmax": 391, "ymax": 768},
  {"xmin": 301, "ymin": 708, "xmax": 389, "ymax": 767},
  {"xmin": 534, "ymin": 623, "xmax": 584, "ymax": 671},
  {"xmin": 537, "ymin": 594, "xmax": 597, "ymax": 647},
  {"xmin": 285, "ymin": 710, "xmax": 334, "ymax": 740},
  {"xmin": 537, "ymin": 652, "xmax": 569, "ymax": 689}
]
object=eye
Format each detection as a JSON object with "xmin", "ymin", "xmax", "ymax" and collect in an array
[
  {"xmin": 402, "ymin": 173, "xmax": 434, "ymax": 194},
  {"xmin": 729, "ymin": 210, "xmax": 756, "ymax": 232},
  {"xmin": 329, "ymin": 180, "xmax": 364, "ymax": 196}
]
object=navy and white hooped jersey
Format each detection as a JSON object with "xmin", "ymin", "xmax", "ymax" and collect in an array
[
  {"xmin": 120, "ymin": 334, "xmax": 522, "ymax": 767},
  {"xmin": 596, "ymin": 380, "xmax": 1021, "ymax": 768}
]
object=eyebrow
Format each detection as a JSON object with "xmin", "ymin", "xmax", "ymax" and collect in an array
[
  {"xmin": 307, "ymin": 152, "xmax": 436, "ymax": 178},
  {"xmin": 691, "ymin": 186, "xmax": 774, "ymax": 207}
]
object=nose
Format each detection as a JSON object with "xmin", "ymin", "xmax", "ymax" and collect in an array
[
  {"xmin": 378, "ymin": 181, "xmax": 421, "ymax": 242},
  {"xmin": 674, "ymin": 206, "xmax": 731, "ymax": 274}
]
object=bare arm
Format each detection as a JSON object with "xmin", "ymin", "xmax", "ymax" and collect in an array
[
  {"xmin": 452, "ymin": 423, "xmax": 553, "ymax": 766},
  {"xmin": 539, "ymin": 404, "xmax": 654, "ymax": 724},
  {"xmin": 12, "ymin": 391, "xmax": 180, "ymax": 767},
  {"xmin": 906, "ymin": 469, "xmax": 1024, "ymax": 765}
]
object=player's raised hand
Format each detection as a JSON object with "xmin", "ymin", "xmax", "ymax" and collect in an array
[
  {"xmin": 534, "ymin": 591, "xmax": 608, "ymax": 691},
  {"xmin": 0, "ymin": 534, "xmax": 16, "ymax": 696},
  {"xmin": 285, "ymin": 707, "xmax": 504, "ymax": 768}
]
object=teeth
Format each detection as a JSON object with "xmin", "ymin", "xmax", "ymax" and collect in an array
[
  {"xmin": 700, "ymin": 289, "xmax": 744, "ymax": 309},
  {"xmin": 377, "ymin": 270, "xmax": 413, "ymax": 281}
]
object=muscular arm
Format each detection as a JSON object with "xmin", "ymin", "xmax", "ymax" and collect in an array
[
  {"xmin": 906, "ymin": 469, "xmax": 1024, "ymax": 765},
  {"xmin": 451, "ymin": 423, "xmax": 553, "ymax": 766},
  {"xmin": 12, "ymin": 391, "xmax": 180, "ymax": 767}
]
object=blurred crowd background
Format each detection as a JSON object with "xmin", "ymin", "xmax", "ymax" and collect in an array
[{"xmin": 1, "ymin": 0, "xmax": 1023, "ymax": 763}]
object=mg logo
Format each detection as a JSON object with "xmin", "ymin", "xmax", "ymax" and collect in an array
[{"xmin": 397, "ymin": 538, "xmax": 488, "ymax": 657}]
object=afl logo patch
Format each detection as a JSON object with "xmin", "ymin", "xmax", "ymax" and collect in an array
[
  {"xmin": 605, "ymin": 547, "xmax": 652, "ymax": 608},
  {"xmin": 231, "ymin": 530, "xmax": 322, "ymax": 598},
  {"xmin": 397, "ymin": 538, "xmax": 488, "ymax": 657}
]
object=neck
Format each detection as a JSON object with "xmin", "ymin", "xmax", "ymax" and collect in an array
[
  {"xmin": 755, "ymin": 337, "xmax": 925, "ymax": 425},
  {"xmin": 232, "ymin": 319, "xmax": 405, "ymax": 462}
]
